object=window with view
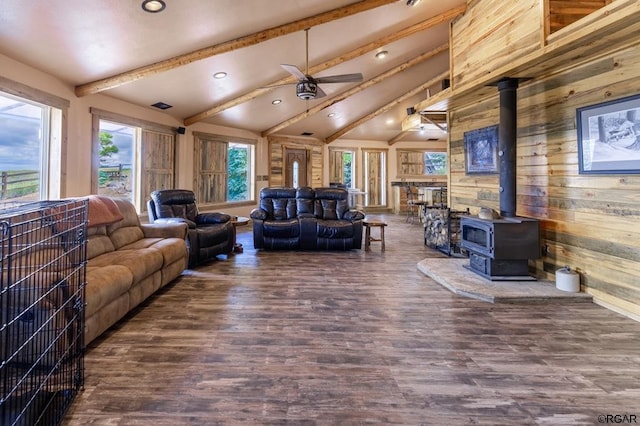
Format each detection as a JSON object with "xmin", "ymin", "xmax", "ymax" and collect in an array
[
  {"xmin": 195, "ymin": 133, "xmax": 255, "ymax": 205},
  {"xmin": 328, "ymin": 148, "xmax": 355, "ymax": 188},
  {"xmin": 397, "ymin": 149, "xmax": 447, "ymax": 177},
  {"xmin": 91, "ymin": 108, "xmax": 176, "ymax": 212},
  {"xmin": 0, "ymin": 90, "xmax": 64, "ymax": 204},
  {"xmin": 97, "ymin": 120, "xmax": 136, "ymax": 201}
]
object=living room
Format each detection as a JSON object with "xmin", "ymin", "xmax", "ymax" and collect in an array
[{"xmin": 2, "ymin": 0, "xmax": 640, "ymax": 423}]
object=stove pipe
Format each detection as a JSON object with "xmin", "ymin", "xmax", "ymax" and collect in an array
[{"xmin": 497, "ymin": 78, "xmax": 519, "ymax": 218}]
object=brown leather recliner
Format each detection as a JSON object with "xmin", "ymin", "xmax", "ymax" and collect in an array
[{"xmin": 147, "ymin": 189, "xmax": 234, "ymax": 267}]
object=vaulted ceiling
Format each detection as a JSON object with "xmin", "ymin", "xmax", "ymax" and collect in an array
[{"xmin": 0, "ymin": 0, "xmax": 467, "ymax": 142}]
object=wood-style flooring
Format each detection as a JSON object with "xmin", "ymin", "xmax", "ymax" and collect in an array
[{"xmin": 64, "ymin": 214, "xmax": 640, "ymax": 425}]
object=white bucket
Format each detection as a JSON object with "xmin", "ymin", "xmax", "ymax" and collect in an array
[{"xmin": 556, "ymin": 266, "xmax": 580, "ymax": 292}]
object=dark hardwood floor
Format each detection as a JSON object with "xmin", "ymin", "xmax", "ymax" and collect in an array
[{"xmin": 64, "ymin": 214, "xmax": 640, "ymax": 425}]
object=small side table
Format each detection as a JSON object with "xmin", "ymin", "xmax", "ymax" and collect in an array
[
  {"xmin": 363, "ymin": 220, "xmax": 387, "ymax": 252},
  {"xmin": 230, "ymin": 216, "xmax": 250, "ymax": 253}
]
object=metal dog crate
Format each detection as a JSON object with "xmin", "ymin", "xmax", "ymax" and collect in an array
[{"xmin": 0, "ymin": 199, "xmax": 87, "ymax": 425}]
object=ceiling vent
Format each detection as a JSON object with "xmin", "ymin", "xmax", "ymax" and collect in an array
[
  {"xmin": 301, "ymin": 132, "xmax": 314, "ymax": 136},
  {"xmin": 151, "ymin": 101, "xmax": 173, "ymax": 110}
]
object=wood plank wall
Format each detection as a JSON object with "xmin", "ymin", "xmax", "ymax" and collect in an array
[
  {"xmin": 267, "ymin": 136, "xmax": 323, "ymax": 188},
  {"xmin": 448, "ymin": 42, "xmax": 640, "ymax": 317},
  {"xmin": 547, "ymin": 0, "xmax": 611, "ymax": 34},
  {"xmin": 451, "ymin": 0, "xmax": 541, "ymax": 88}
]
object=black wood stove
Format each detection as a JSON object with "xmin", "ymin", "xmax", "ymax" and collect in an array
[{"xmin": 460, "ymin": 78, "xmax": 540, "ymax": 280}]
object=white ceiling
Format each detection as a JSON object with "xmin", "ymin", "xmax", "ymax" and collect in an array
[{"xmin": 0, "ymin": 0, "xmax": 466, "ymax": 142}]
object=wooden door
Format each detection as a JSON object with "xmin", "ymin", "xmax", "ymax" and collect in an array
[{"xmin": 285, "ymin": 148, "xmax": 308, "ymax": 188}]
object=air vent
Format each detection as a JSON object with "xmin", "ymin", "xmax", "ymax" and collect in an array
[
  {"xmin": 151, "ymin": 101, "xmax": 173, "ymax": 110},
  {"xmin": 301, "ymin": 132, "xmax": 314, "ymax": 136},
  {"xmin": 427, "ymin": 138, "xmax": 439, "ymax": 141}
]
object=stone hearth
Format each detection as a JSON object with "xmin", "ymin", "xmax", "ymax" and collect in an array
[{"xmin": 417, "ymin": 258, "xmax": 593, "ymax": 303}]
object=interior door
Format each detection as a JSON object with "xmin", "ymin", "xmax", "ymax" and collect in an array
[{"xmin": 285, "ymin": 148, "xmax": 308, "ymax": 188}]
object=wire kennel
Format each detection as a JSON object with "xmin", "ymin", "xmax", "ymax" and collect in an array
[{"xmin": 0, "ymin": 199, "xmax": 87, "ymax": 425}]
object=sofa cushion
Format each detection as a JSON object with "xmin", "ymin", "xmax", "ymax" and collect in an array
[
  {"xmin": 86, "ymin": 226, "xmax": 115, "ymax": 259},
  {"xmin": 87, "ymin": 248, "xmax": 163, "ymax": 283},
  {"xmin": 317, "ymin": 199, "xmax": 339, "ymax": 220},
  {"xmin": 119, "ymin": 237, "xmax": 188, "ymax": 267},
  {"xmin": 317, "ymin": 219, "xmax": 354, "ymax": 238},
  {"xmin": 259, "ymin": 188, "xmax": 297, "ymax": 220},
  {"xmin": 263, "ymin": 219, "xmax": 300, "ymax": 238},
  {"xmin": 84, "ymin": 265, "xmax": 133, "ymax": 317}
]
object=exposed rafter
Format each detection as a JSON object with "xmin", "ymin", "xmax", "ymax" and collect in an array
[
  {"xmin": 74, "ymin": 0, "xmax": 399, "ymax": 97},
  {"xmin": 184, "ymin": 4, "xmax": 467, "ymax": 125},
  {"xmin": 324, "ymin": 71, "xmax": 449, "ymax": 144},
  {"xmin": 261, "ymin": 43, "xmax": 449, "ymax": 136},
  {"xmin": 388, "ymin": 131, "xmax": 410, "ymax": 145}
]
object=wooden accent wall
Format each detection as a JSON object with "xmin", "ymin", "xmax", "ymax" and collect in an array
[
  {"xmin": 267, "ymin": 135, "xmax": 323, "ymax": 188},
  {"xmin": 451, "ymin": 0, "xmax": 542, "ymax": 88},
  {"xmin": 547, "ymin": 0, "xmax": 612, "ymax": 34},
  {"xmin": 449, "ymin": 42, "xmax": 640, "ymax": 317}
]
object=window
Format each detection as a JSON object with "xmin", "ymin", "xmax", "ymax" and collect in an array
[
  {"xmin": 397, "ymin": 149, "xmax": 447, "ymax": 177},
  {"xmin": 194, "ymin": 133, "xmax": 255, "ymax": 205},
  {"xmin": 97, "ymin": 120, "xmax": 136, "ymax": 201},
  {"xmin": 363, "ymin": 149, "xmax": 387, "ymax": 207},
  {"xmin": 91, "ymin": 108, "xmax": 176, "ymax": 212},
  {"xmin": 0, "ymin": 82, "xmax": 67, "ymax": 204},
  {"xmin": 329, "ymin": 148, "xmax": 356, "ymax": 188}
]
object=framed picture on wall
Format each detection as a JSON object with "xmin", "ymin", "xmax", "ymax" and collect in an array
[
  {"xmin": 577, "ymin": 93, "xmax": 640, "ymax": 174},
  {"xmin": 464, "ymin": 125, "xmax": 499, "ymax": 174}
]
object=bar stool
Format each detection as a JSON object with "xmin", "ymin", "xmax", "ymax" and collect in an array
[
  {"xmin": 405, "ymin": 185, "xmax": 417, "ymax": 223},
  {"xmin": 364, "ymin": 220, "xmax": 387, "ymax": 251}
]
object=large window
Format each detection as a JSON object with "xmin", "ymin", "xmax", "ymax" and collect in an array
[
  {"xmin": 0, "ymin": 81, "xmax": 67, "ymax": 204},
  {"xmin": 97, "ymin": 120, "xmax": 136, "ymax": 201},
  {"xmin": 194, "ymin": 133, "xmax": 255, "ymax": 205},
  {"xmin": 329, "ymin": 147, "xmax": 356, "ymax": 188},
  {"xmin": 91, "ymin": 108, "xmax": 175, "ymax": 212},
  {"xmin": 397, "ymin": 149, "xmax": 447, "ymax": 177}
]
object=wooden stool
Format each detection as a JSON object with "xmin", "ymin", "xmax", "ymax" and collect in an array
[{"xmin": 364, "ymin": 220, "xmax": 387, "ymax": 252}]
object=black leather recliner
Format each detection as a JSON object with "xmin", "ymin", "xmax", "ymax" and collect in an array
[
  {"xmin": 147, "ymin": 189, "xmax": 234, "ymax": 267},
  {"xmin": 250, "ymin": 187, "xmax": 364, "ymax": 250}
]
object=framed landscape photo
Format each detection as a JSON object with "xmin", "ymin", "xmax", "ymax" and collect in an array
[
  {"xmin": 464, "ymin": 125, "xmax": 499, "ymax": 174},
  {"xmin": 577, "ymin": 93, "xmax": 640, "ymax": 174}
]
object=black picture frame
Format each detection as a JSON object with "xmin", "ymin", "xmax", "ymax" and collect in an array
[
  {"xmin": 577, "ymin": 93, "xmax": 640, "ymax": 174},
  {"xmin": 464, "ymin": 125, "xmax": 499, "ymax": 174}
]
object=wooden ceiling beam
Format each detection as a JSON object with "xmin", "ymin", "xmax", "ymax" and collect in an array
[
  {"xmin": 261, "ymin": 43, "xmax": 449, "ymax": 136},
  {"xmin": 388, "ymin": 131, "xmax": 410, "ymax": 145},
  {"xmin": 324, "ymin": 70, "xmax": 449, "ymax": 144},
  {"xmin": 184, "ymin": 4, "xmax": 467, "ymax": 125},
  {"xmin": 74, "ymin": 0, "xmax": 399, "ymax": 97}
]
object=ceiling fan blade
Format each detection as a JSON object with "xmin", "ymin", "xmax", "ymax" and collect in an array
[
  {"xmin": 315, "ymin": 85, "xmax": 327, "ymax": 99},
  {"xmin": 281, "ymin": 64, "xmax": 307, "ymax": 80},
  {"xmin": 315, "ymin": 73, "xmax": 363, "ymax": 84}
]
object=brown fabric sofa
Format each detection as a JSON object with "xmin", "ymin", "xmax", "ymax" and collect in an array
[{"xmin": 84, "ymin": 197, "xmax": 188, "ymax": 345}]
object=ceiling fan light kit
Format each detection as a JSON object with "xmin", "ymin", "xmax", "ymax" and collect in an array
[{"xmin": 278, "ymin": 28, "xmax": 364, "ymax": 101}]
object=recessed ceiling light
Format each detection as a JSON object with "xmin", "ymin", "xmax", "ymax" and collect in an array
[
  {"xmin": 375, "ymin": 50, "xmax": 388, "ymax": 59},
  {"xmin": 327, "ymin": 113, "xmax": 336, "ymax": 118},
  {"xmin": 141, "ymin": 0, "xmax": 166, "ymax": 13},
  {"xmin": 386, "ymin": 119, "xmax": 394, "ymax": 125},
  {"xmin": 213, "ymin": 72, "xmax": 227, "ymax": 79},
  {"xmin": 272, "ymin": 99, "xmax": 282, "ymax": 105},
  {"xmin": 406, "ymin": 0, "xmax": 421, "ymax": 6}
]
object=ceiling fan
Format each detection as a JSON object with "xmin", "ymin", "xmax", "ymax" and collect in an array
[{"xmin": 280, "ymin": 28, "xmax": 364, "ymax": 100}]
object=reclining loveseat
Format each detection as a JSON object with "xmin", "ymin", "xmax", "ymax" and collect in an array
[{"xmin": 250, "ymin": 187, "xmax": 365, "ymax": 250}]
